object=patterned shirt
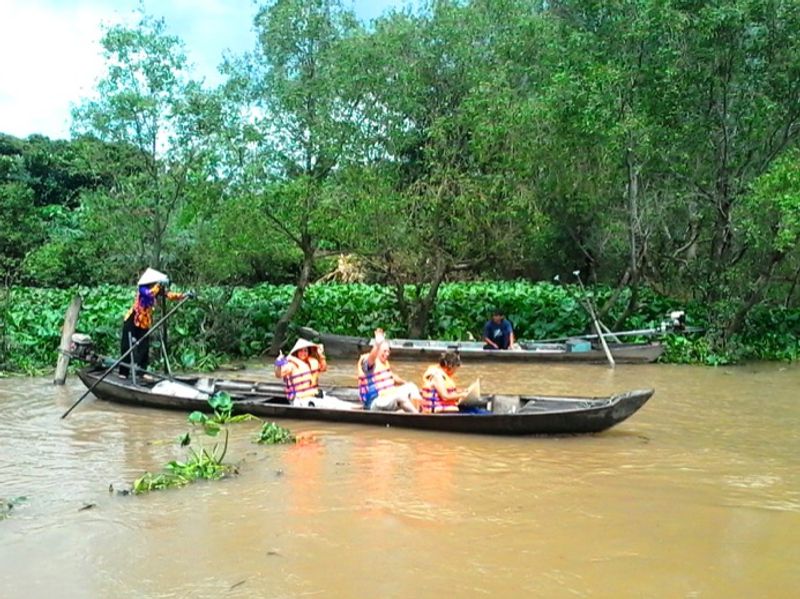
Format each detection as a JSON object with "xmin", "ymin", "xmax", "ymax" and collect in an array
[{"xmin": 124, "ymin": 284, "xmax": 183, "ymax": 329}]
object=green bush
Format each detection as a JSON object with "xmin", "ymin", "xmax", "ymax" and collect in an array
[{"xmin": 1, "ymin": 282, "xmax": 796, "ymax": 373}]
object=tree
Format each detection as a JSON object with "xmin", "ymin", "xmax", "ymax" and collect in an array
[
  {"xmin": 336, "ymin": 1, "xmax": 532, "ymax": 336},
  {"xmin": 725, "ymin": 149, "xmax": 800, "ymax": 336},
  {"xmin": 653, "ymin": 0, "xmax": 800, "ymax": 303},
  {"xmin": 71, "ymin": 14, "xmax": 215, "ymax": 276},
  {"xmin": 221, "ymin": 0, "xmax": 367, "ymax": 351}
]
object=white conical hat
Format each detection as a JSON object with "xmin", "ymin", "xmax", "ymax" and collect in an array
[
  {"xmin": 137, "ymin": 267, "xmax": 169, "ymax": 286},
  {"xmin": 289, "ymin": 338, "xmax": 319, "ymax": 355}
]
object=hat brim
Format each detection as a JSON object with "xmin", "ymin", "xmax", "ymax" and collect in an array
[
  {"xmin": 289, "ymin": 338, "xmax": 320, "ymax": 355},
  {"xmin": 138, "ymin": 267, "xmax": 169, "ymax": 286}
]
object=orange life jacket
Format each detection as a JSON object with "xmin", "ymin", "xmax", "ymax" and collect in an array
[
  {"xmin": 283, "ymin": 355, "xmax": 320, "ymax": 402},
  {"xmin": 357, "ymin": 354, "xmax": 395, "ymax": 408},
  {"xmin": 420, "ymin": 365, "xmax": 459, "ymax": 413}
]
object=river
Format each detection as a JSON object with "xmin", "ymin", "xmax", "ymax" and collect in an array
[{"xmin": 1, "ymin": 359, "xmax": 798, "ymax": 598}]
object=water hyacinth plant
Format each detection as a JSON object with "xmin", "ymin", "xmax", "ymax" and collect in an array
[
  {"xmin": 256, "ymin": 422, "xmax": 296, "ymax": 445},
  {"xmin": 131, "ymin": 392, "xmax": 254, "ymax": 495}
]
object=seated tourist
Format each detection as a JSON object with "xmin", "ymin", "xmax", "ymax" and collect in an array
[
  {"xmin": 420, "ymin": 351, "xmax": 468, "ymax": 413},
  {"xmin": 356, "ymin": 328, "xmax": 420, "ymax": 413},
  {"xmin": 274, "ymin": 339, "xmax": 355, "ymax": 409}
]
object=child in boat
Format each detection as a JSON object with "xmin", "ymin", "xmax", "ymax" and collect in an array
[{"xmin": 356, "ymin": 328, "xmax": 420, "ymax": 413}]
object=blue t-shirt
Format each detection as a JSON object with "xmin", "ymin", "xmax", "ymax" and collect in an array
[{"xmin": 483, "ymin": 319, "xmax": 513, "ymax": 349}]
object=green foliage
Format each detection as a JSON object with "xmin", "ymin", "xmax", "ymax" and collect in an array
[
  {"xmin": 661, "ymin": 335, "xmax": 732, "ymax": 366},
  {"xmin": 0, "ymin": 179, "xmax": 43, "ymax": 280},
  {"xmin": 256, "ymin": 422, "xmax": 296, "ymax": 445},
  {"xmin": 5, "ymin": 1, "xmax": 800, "ymax": 364},
  {"xmin": 734, "ymin": 305, "xmax": 800, "ymax": 362},
  {"xmin": 3, "ymin": 282, "xmax": 798, "ymax": 372},
  {"xmin": 740, "ymin": 149, "xmax": 800, "ymax": 255}
]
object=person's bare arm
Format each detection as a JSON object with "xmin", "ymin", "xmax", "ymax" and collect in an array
[
  {"xmin": 317, "ymin": 345, "xmax": 327, "ymax": 372},
  {"xmin": 431, "ymin": 372, "xmax": 465, "ymax": 401},
  {"xmin": 366, "ymin": 328, "xmax": 384, "ymax": 367}
]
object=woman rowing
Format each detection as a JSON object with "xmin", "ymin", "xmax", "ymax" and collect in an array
[{"xmin": 119, "ymin": 267, "xmax": 190, "ymax": 377}]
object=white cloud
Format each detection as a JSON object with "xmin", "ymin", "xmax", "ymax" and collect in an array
[
  {"xmin": 0, "ymin": 0, "xmax": 406, "ymax": 140},
  {"xmin": 0, "ymin": 1, "xmax": 113, "ymax": 138}
]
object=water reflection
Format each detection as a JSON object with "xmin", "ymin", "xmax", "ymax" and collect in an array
[{"xmin": 0, "ymin": 361, "xmax": 798, "ymax": 597}]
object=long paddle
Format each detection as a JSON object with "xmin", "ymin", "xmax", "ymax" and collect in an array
[
  {"xmin": 572, "ymin": 271, "xmax": 615, "ymax": 369},
  {"xmin": 60, "ymin": 295, "xmax": 191, "ymax": 419}
]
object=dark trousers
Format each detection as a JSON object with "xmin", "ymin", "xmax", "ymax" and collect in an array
[{"xmin": 119, "ymin": 316, "xmax": 150, "ymax": 376}]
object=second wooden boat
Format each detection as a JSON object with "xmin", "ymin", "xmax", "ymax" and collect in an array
[{"xmin": 297, "ymin": 327, "xmax": 664, "ymax": 364}]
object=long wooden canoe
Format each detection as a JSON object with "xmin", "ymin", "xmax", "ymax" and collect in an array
[
  {"xmin": 297, "ymin": 327, "xmax": 664, "ymax": 364},
  {"xmin": 77, "ymin": 366, "xmax": 653, "ymax": 436}
]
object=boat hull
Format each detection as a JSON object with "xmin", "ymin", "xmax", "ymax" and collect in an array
[{"xmin": 77, "ymin": 368, "xmax": 653, "ymax": 436}]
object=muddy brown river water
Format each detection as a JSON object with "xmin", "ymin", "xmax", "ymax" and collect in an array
[{"xmin": 1, "ymin": 359, "xmax": 798, "ymax": 598}]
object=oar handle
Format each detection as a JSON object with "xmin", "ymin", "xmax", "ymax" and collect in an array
[{"xmin": 60, "ymin": 295, "xmax": 191, "ymax": 419}]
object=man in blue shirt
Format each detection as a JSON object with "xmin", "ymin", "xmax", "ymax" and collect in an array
[{"xmin": 482, "ymin": 309, "xmax": 515, "ymax": 350}]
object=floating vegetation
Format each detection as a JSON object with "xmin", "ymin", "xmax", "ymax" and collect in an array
[
  {"xmin": 256, "ymin": 422, "xmax": 296, "ymax": 445},
  {"xmin": 131, "ymin": 392, "xmax": 248, "ymax": 495},
  {"xmin": 188, "ymin": 391, "xmax": 255, "ymax": 435},
  {"xmin": 128, "ymin": 393, "xmax": 297, "ymax": 494},
  {"xmin": 132, "ymin": 448, "xmax": 236, "ymax": 494},
  {"xmin": 1, "ymin": 496, "xmax": 27, "ymax": 520}
]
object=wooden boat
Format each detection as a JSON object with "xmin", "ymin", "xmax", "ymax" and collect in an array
[
  {"xmin": 297, "ymin": 327, "xmax": 664, "ymax": 364},
  {"xmin": 77, "ymin": 365, "xmax": 654, "ymax": 436}
]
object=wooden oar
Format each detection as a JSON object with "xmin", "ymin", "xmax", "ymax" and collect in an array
[
  {"xmin": 572, "ymin": 271, "xmax": 615, "ymax": 369},
  {"xmin": 60, "ymin": 296, "xmax": 191, "ymax": 419}
]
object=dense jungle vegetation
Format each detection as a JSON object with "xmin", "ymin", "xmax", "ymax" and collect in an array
[{"xmin": 1, "ymin": 0, "xmax": 799, "ymax": 373}]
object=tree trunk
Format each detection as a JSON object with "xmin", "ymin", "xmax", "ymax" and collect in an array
[
  {"xmin": 785, "ymin": 265, "xmax": 800, "ymax": 308},
  {"xmin": 724, "ymin": 250, "xmax": 784, "ymax": 340},
  {"xmin": 407, "ymin": 257, "xmax": 448, "ymax": 338},
  {"xmin": 268, "ymin": 249, "xmax": 315, "ymax": 355},
  {"xmin": 625, "ymin": 145, "xmax": 640, "ymax": 286}
]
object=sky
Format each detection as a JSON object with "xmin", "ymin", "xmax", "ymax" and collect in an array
[{"xmin": 0, "ymin": 0, "xmax": 406, "ymax": 141}]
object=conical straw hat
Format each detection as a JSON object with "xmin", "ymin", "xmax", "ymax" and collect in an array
[
  {"xmin": 137, "ymin": 267, "xmax": 169, "ymax": 286},
  {"xmin": 289, "ymin": 337, "xmax": 319, "ymax": 355}
]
